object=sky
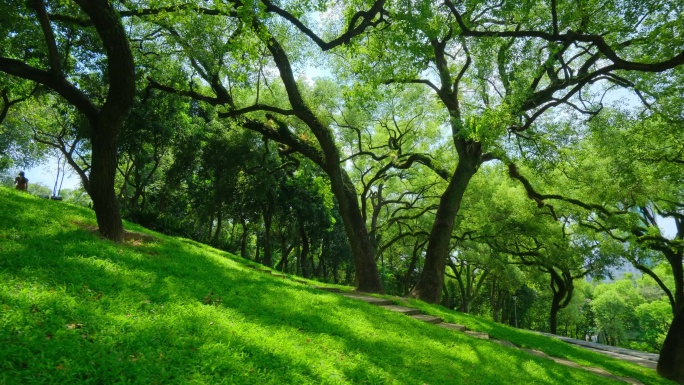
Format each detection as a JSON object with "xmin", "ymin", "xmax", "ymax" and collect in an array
[{"xmin": 21, "ymin": 157, "xmax": 81, "ymax": 192}]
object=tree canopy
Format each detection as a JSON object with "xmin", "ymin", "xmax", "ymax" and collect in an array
[{"xmin": 1, "ymin": 0, "xmax": 683, "ymax": 381}]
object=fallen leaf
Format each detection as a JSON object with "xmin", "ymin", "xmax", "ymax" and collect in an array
[{"xmin": 55, "ymin": 364, "xmax": 65, "ymax": 370}]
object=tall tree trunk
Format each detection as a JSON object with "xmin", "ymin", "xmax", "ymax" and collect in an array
[
  {"xmin": 262, "ymin": 32, "xmax": 383, "ymax": 293},
  {"xmin": 262, "ymin": 206, "xmax": 273, "ymax": 267},
  {"xmin": 276, "ymin": 235, "xmax": 293, "ymax": 273},
  {"xmin": 89, "ymin": 123, "xmax": 124, "ymax": 240},
  {"xmin": 658, "ymin": 304, "xmax": 684, "ymax": 383},
  {"xmin": 255, "ymin": 232, "xmax": 261, "ymax": 263},
  {"xmin": 328, "ymin": 169, "xmax": 383, "ymax": 292},
  {"xmin": 403, "ymin": 240, "xmax": 425, "ymax": 296},
  {"xmin": 659, "ymin": 248, "xmax": 684, "ymax": 383},
  {"xmin": 549, "ymin": 293, "xmax": 563, "ymax": 335},
  {"xmin": 549, "ymin": 269, "xmax": 573, "ymax": 335},
  {"xmin": 207, "ymin": 209, "xmax": 214, "ymax": 243},
  {"xmin": 211, "ymin": 173, "xmax": 223, "ymax": 246},
  {"xmin": 409, "ymin": 142, "xmax": 480, "ymax": 303},
  {"xmin": 78, "ymin": 0, "xmax": 135, "ymax": 241},
  {"xmin": 240, "ymin": 219, "xmax": 248, "ymax": 259},
  {"xmin": 299, "ymin": 222, "xmax": 310, "ymax": 278},
  {"xmin": 212, "ymin": 204, "xmax": 222, "ymax": 246}
]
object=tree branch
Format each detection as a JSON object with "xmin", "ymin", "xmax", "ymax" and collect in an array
[{"xmin": 260, "ymin": 0, "xmax": 387, "ymax": 51}]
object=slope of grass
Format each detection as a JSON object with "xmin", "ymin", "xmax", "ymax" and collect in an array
[
  {"xmin": 393, "ymin": 298, "xmax": 670, "ymax": 384},
  {"xmin": 0, "ymin": 187, "xmax": 670, "ymax": 384}
]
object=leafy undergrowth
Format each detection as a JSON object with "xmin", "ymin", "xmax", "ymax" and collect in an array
[{"xmin": 0, "ymin": 188, "xmax": 670, "ymax": 385}]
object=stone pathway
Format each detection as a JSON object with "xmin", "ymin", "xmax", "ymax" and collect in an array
[
  {"xmin": 248, "ymin": 266, "xmax": 646, "ymax": 385},
  {"xmin": 533, "ymin": 332, "xmax": 659, "ymax": 370}
]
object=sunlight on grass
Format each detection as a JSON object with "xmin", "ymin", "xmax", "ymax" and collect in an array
[{"xmin": 0, "ymin": 187, "xmax": 670, "ymax": 384}]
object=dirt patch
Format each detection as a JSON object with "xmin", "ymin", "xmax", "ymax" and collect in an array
[{"xmin": 70, "ymin": 219, "xmax": 156, "ymax": 244}]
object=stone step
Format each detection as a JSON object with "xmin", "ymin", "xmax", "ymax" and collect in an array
[
  {"xmin": 341, "ymin": 293, "xmax": 393, "ymax": 305},
  {"xmin": 583, "ymin": 366, "xmax": 622, "ymax": 381},
  {"xmin": 260, "ymin": 269, "xmax": 272, "ymax": 274},
  {"xmin": 411, "ymin": 314, "xmax": 442, "ymax": 324},
  {"xmin": 272, "ymin": 273, "xmax": 287, "ymax": 278},
  {"xmin": 464, "ymin": 331, "xmax": 489, "ymax": 339},
  {"xmin": 380, "ymin": 305, "xmax": 421, "ymax": 315},
  {"xmin": 549, "ymin": 356, "xmax": 581, "ymax": 369},
  {"xmin": 315, "ymin": 287, "xmax": 341, "ymax": 292},
  {"xmin": 294, "ymin": 279, "xmax": 308, "ymax": 284},
  {"xmin": 617, "ymin": 376, "xmax": 644, "ymax": 385},
  {"xmin": 491, "ymin": 339, "xmax": 517, "ymax": 348},
  {"xmin": 437, "ymin": 323, "xmax": 466, "ymax": 332},
  {"xmin": 522, "ymin": 348, "xmax": 550, "ymax": 359}
]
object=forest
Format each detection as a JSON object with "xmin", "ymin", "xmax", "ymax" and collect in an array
[{"xmin": 0, "ymin": 0, "xmax": 683, "ymax": 382}]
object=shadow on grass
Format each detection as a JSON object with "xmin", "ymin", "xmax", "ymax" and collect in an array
[
  {"xmin": 397, "ymin": 299, "xmax": 673, "ymax": 385},
  {"xmin": 0, "ymin": 191, "xmax": 629, "ymax": 384}
]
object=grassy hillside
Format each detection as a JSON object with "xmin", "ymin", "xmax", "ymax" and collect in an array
[{"xmin": 0, "ymin": 187, "xmax": 671, "ymax": 384}]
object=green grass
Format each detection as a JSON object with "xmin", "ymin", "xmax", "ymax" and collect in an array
[{"xmin": 0, "ymin": 187, "xmax": 672, "ymax": 384}]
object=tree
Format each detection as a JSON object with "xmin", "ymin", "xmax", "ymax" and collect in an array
[
  {"xmin": 134, "ymin": 0, "xmax": 390, "ymax": 292},
  {"xmin": 507, "ymin": 106, "xmax": 684, "ymax": 380},
  {"xmin": 0, "ymin": 0, "xmax": 135, "ymax": 240},
  {"xmin": 340, "ymin": 0, "xmax": 684, "ymax": 305}
]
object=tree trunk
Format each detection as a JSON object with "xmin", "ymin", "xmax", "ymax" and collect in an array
[
  {"xmin": 403, "ymin": 240, "xmax": 424, "ymax": 296},
  {"xmin": 261, "ymin": 33, "xmax": 383, "ymax": 293},
  {"xmin": 212, "ymin": 202, "xmax": 223, "ymax": 246},
  {"xmin": 262, "ymin": 206, "xmax": 273, "ymax": 267},
  {"xmin": 240, "ymin": 219, "xmax": 248, "ymax": 259},
  {"xmin": 299, "ymin": 223, "xmax": 311, "ymax": 278},
  {"xmin": 89, "ymin": 123, "xmax": 124, "ymax": 241},
  {"xmin": 408, "ymin": 142, "xmax": 480, "ymax": 303},
  {"xmin": 657, "ymin": 304, "xmax": 684, "ymax": 383},
  {"xmin": 549, "ymin": 294, "xmax": 562, "ymax": 335},
  {"xmin": 659, "ymin": 248, "xmax": 684, "ymax": 383},
  {"xmin": 78, "ymin": 0, "xmax": 135, "ymax": 241},
  {"xmin": 548, "ymin": 269, "xmax": 570, "ymax": 335},
  {"xmin": 207, "ymin": 209, "xmax": 214, "ymax": 243},
  {"xmin": 255, "ymin": 232, "xmax": 261, "ymax": 263},
  {"xmin": 331, "ymin": 170, "xmax": 383, "ymax": 293}
]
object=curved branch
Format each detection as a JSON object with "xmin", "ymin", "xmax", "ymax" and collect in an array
[
  {"xmin": 261, "ymin": 0, "xmax": 387, "ymax": 51},
  {"xmin": 0, "ymin": 57, "xmax": 98, "ymax": 119},
  {"xmin": 219, "ymin": 104, "xmax": 296, "ymax": 118},
  {"xmin": 445, "ymin": 0, "xmax": 684, "ymax": 72}
]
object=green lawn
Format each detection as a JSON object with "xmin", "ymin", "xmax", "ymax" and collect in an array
[{"xmin": 0, "ymin": 187, "xmax": 671, "ymax": 384}]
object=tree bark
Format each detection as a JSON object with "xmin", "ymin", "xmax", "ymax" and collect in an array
[
  {"xmin": 299, "ymin": 222, "xmax": 311, "ymax": 278},
  {"xmin": 408, "ymin": 140, "xmax": 480, "ymax": 303},
  {"xmin": 89, "ymin": 122, "xmax": 124, "ymax": 240},
  {"xmin": 549, "ymin": 293, "xmax": 563, "ymax": 335},
  {"xmin": 240, "ymin": 219, "xmax": 248, "ymax": 259},
  {"xmin": 658, "ymin": 304, "xmax": 684, "ymax": 384},
  {"xmin": 326, "ymin": 168, "xmax": 383, "ymax": 292},
  {"xmin": 262, "ymin": 206, "xmax": 273, "ymax": 266},
  {"xmin": 77, "ymin": 0, "xmax": 135, "ymax": 241}
]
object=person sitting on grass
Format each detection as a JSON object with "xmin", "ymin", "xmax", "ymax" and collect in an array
[{"xmin": 14, "ymin": 171, "xmax": 28, "ymax": 191}]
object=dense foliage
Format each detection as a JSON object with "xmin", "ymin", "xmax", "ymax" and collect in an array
[{"xmin": 1, "ymin": 0, "xmax": 683, "ymax": 381}]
